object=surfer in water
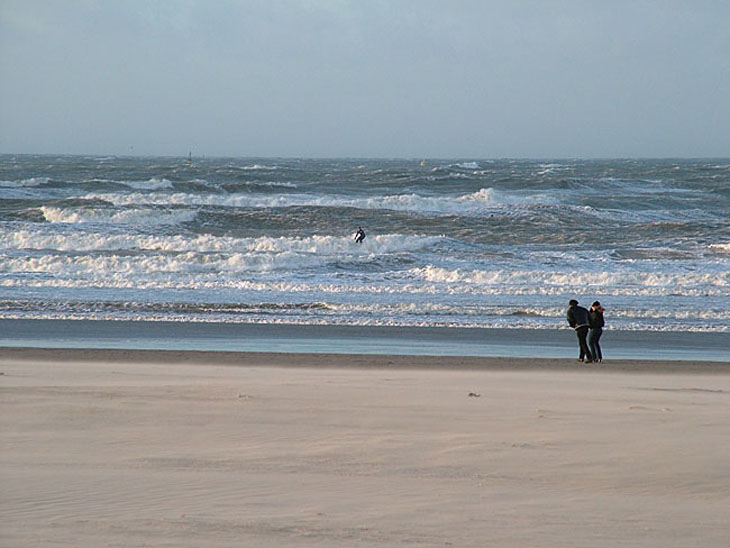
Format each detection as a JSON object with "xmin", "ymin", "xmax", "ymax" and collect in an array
[{"xmin": 354, "ymin": 226, "xmax": 366, "ymax": 244}]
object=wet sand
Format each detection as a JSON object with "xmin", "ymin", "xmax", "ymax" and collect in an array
[
  {"xmin": 2, "ymin": 349, "xmax": 729, "ymax": 547},
  {"xmin": 2, "ymin": 319, "xmax": 729, "ymax": 361}
]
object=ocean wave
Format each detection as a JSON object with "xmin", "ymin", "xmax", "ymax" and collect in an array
[
  {"xmin": 708, "ymin": 243, "xmax": 730, "ymax": 254},
  {"xmin": 409, "ymin": 265, "xmax": 730, "ymax": 293},
  {"xmin": 2, "ymin": 258, "xmax": 728, "ymax": 299},
  {"xmin": 0, "ymin": 233, "xmax": 446, "ymax": 275},
  {"xmin": 3, "ymin": 155, "xmax": 729, "ymax": 333},
  {"xmin": 79, "ymin": 187, "xmax": 556, "ymax": 216},
  {"xmin": 535, "ymin": 163, "xmax": 566, "ymax": 176},
  {"xmin": 39, "ymin": 206, "xmax": 196, "ymax": 226},
  {"xmin": 0, "ymin": 300, "xmax": 581, "ymax": 323},
  {"xmin": 456, "ymin": 188, "xmax": 497, "ymax": 204},
  {"xmin": 238, "ymin": 164, "xmax": 279, "ymax": 171},
  {"xmin": 0, "ymin": 177, "xmax": 51, "ymax": 187},
  {"xmin": 1, "ymin": 302, "xmax": 727, "ymax": 331},
  {"xmin": 0, "ymin": 299, "xmax": 333, "ymax": 315},
  {"xmin": 254, "ymin": 181, "xmax": 298, "ymax": 188},
  {"xmin": 0, "ymin": 252, "xmax": 337, "ymax": 276},
  {"xmin": 453, "ymin": 162, "xmax": 481, "ymax": 169},
  {"xmin": 120, "ymin": 177, "xmax": 175, "ymax": 190},
  {"xmin": 0, "ymin": 229, "xmax": 445, "ymax": 254}
]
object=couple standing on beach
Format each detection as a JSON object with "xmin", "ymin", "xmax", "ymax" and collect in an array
[{"xmin": 566, "ymin": 300, "xmax": 605, "ymax": 363}]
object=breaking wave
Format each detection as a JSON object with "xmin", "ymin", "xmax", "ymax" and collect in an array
[
  {"xmin": 2, "ymin": 155, "xmax": 729, "ymax": 333},
  {"xmin": 40, "ymin": 206, "xmax": 197, "ymax": 226}
]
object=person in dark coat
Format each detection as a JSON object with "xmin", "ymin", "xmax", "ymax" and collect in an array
[
  {"xmin": 588, "ymin": 301, "xmax": 605, "ymax": 363},
  {"xmin": 566, "ymin": 299, "xmax": 593, "ymax": 362}
]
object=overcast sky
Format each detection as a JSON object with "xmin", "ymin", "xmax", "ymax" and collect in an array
[{"xmin": 1, "ymin": 1, "xmax": 729, "ymax": 158}]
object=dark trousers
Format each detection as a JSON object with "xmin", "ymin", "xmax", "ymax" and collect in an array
[
  {"xmin": 576, "ymin": 326, "xmax": 592, "ymax": 362},
  {"xmin": 589, "ymin": 327, "xmax": 603, "ymax": 361}
]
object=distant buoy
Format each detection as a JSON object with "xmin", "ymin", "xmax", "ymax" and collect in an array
[{"xmin": 420, "ymin": 160, "xmax": 426, "ymax": 167}]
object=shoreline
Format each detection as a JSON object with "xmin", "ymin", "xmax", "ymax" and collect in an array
[
  {"xmin": 2, "ymin": 346, "xmax": 728, "ymax": 374},
  {"xmin": 1, "ymin": 318, "xmax": 729, "ymax": 362}
]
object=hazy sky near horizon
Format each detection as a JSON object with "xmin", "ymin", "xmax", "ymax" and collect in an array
[{"xmin": 1, "ymin": 1, "xmax": 729, "ymax": 158}]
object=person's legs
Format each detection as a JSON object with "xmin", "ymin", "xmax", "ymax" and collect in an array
[
  {"xmin": 577, "ymin": 326, "xmax": 592, "ymax": 362},
  {"xmin": 589, "ymin": 328, "xmax": 603, "ymax": 362},
  {"xmin": 588, "ymin": 329, "xmax": 597, "ymax": 361}
]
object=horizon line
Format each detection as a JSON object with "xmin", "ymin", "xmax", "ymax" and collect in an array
[{"xmin": 2, "ymin": 152, "xmax": 729, "ymax": 162}]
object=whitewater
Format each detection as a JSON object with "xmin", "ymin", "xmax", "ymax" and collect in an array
[{"xmin": 1, "ymin": 155, "xmax": 729, "ymax": 332}]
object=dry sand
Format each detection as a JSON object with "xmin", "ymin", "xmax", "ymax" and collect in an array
[{"xmin": 2, "ymin": 349, "xmax": 729, "ymax": 547}]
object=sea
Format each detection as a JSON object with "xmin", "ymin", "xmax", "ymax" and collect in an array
[{"xmin": 1, "ymin": 155, "xmax": 729, "ymax": 359}]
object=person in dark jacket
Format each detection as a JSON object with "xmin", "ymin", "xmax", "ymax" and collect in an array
[
  {"xmin": 566, "ymin": 299, "xmax": 593, "ymax": 362},
  {"xmin": 588, "ymin": 301, "xmax": 605, "ymax": 363}
]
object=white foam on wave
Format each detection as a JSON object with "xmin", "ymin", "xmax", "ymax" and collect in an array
[
  {"xmin": 453, "ymin": 162, "xmax": 481, "ymax": 169},
  {"xmin": 257, "ymin": 181, "xmax": 298, "ymax": 188},
  {"xmin": 2, "ymin": 297, "xmax": 728, "ymax": 330},
  {"xmin": 409, "ymin": 265, "xmax": 730, "ymax": 295},
  {"xmin": 456, "ymin": 188, "xmax": 496, "ymax": 204},
  {"xmin": 708, "ymin": 243, "xmax": 730, "ymax": 254},
  {"xmin": 81, "ymin": 187, "xmax": 538, "ymax": 215},
  {"xmin": 40, "ymin": 206, "xmax": 196, "ymax": 226},
  {"xmin": 359, "ymin": 193, "xmax": 468, "ymax": 213},
  {"xmin": 0, "ymin": 252, "xmax": 330, "ymax": 278},
  {"xmin": 221, "ymin": 163, "xmax": 278, "ymax": 171},
  {"xmin": 0, "ymin": 310, "xmax": 724, "ymax": 331},
  {"xmin": 608, "ymin": 307, "xmax": 730, "ymax": 321},
  {"xmin": 5, "ymin": 275, "xmax": 730, "ymax": 312},
  {"xmin": 81, "ymin": 190, "xmax": 299, "ymax": 208},
  {"xmin": 535, "ymin": 163, "xmax": 565, "ymax": 176},
  {"xmin": 325, "ymin": 302, "xmax": 556, "ymax": 319},
  {"xmin": 121, "ymin": 177, "xmax": 175, "ymax": 190},
  {"xmin": 0, "ymin": 228, "xmax": 444, "ymax": 255},
  {"xmin": 0, "ymin": 233, "xmax": 447, "ymax": 276},
  {"xmin": 3, "ymin": 254, "xmax": 728, "ymax": 299}
]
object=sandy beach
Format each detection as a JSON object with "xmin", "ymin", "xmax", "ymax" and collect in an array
[{"xmin": 2, "ymin": 349, "xmax": 729, "ymax": 547}]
